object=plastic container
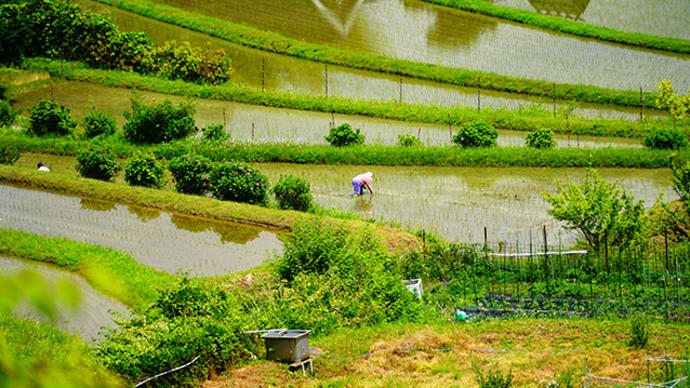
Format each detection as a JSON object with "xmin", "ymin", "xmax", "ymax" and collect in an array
[
  {"xmin": 261, "ymin": 329, "xmax": 311, "ymax": 363},
  {"xmin": 402, "ymin": 278, "xmax": 423, "ymax": 299}
]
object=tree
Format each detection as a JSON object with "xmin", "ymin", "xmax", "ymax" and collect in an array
[
  {"xmin": 656, "ymin": 80, "xmax": 690, "ymax": 129},
  {"xmin": 542, "ymin": 169, "xmax": 645, "ymax": 254}
]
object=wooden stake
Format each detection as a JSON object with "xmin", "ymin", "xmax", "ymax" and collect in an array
[
  {"xmin": 324, "ymin": 64, "xmax": 328, "ymax": 97},
  {"xmin": 261, "ymin": 58, "xmax": 265, "ymax": 91}
]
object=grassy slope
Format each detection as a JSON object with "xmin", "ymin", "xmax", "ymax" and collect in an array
[{"xmin": 203, "ymin": 319, "xmax": 689, "ymax": 387}]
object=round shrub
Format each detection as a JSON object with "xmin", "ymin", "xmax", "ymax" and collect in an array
[
  {"xmin": 452, "ymin": 121, "xmax": 498, "ymax": 147},
  {"xmin": 525, "ymin": 127, "xmax": 556, "ymax": 149},
  {"xmin": 0, "ymin": 100, "xmax": 20, "ymax": 127},
  {"xmin": 122, "ymin": 98, "xmax": 195, "ymax": 144},
  {"xmin": 201, "ymin": 123, "xmax": 229, "ymax": 143},
  {"xmin": 643, "ymin": 128, "xmax": 688, "ymax": 150},
  {"xmin": 168, "ymin": 153, "xmax": 213, "ymax": 195},
  {"xmin": 76, "ymin": 143, "xmax": 121, "ymax": 181},
  {"xmin": 271, "ymin": 175, "xmax": 313, "ymax": 211},
  {"xmin": 398, "ymin": 132, "xmax": 422, "ymax": 147},
  {"xmin": 83, "ymin": 109, "xmax": 117, "ymax": 138},
  {"xmin": 325, "ymin": 123, "xmax": 364, "ymax": 147},
  {"xmin": 0, "ymin": 144, "xmax": 20, "ymax": 165},
  {"xmin": 28, "ymin": 99, "xmax": 77, "ymax": 136},
  {"xmin": 210, "ymin": 162, "xmax": 268, "ymax": 206},
  {"xmin": 124, "ymin": 152, "xmax": 166, "ymax": 188}
]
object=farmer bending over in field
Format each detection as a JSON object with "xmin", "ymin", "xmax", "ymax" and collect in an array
[{"xmin": 352, "ymin": 172, "xmax": 373, "ymax": 195}]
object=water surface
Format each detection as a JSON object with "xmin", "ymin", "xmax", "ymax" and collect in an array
[
  {"xmin": 0, "ymin": 185, "xmax": 283, "ymax": 276},
  {"xmin": 0, "ymin": 255, "xmax": 129, "ymax": 342}
]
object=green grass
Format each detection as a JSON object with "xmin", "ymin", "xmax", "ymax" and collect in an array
[
  {"xmin": 93, "ymin": 0, "xmax": 663, "ymax": 109},
  {"xmin": 1, "ymin": 131, "xmax": 685, "ymax": 168},
  {"xmin": 0, "ymin": 228, "xmax": 175, "ymax": 312},
  {"xmin": 422, "ymin": 0, "xmax": 690, "ymax": 54},
  {"xmin": 22, "ymin": 58, "xmax": 686, "ymax": 140}
]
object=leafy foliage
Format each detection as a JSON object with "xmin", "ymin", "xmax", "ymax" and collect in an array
[
  {"xmin": 525, "ymin": 127, "xmax": 556, "ymax": 149},
  {"xmin": 148, "ymin": 41, "xmax": 233, "ymax": 85},
  {"xmin": 122, "ymin": 97, "xmax": 196, "ymax": 144},
  {"xmin": 201, "ymin": 123, "xmax": 229, "ymax": 143},
  {"xmin": 76, "ymin": 143, "xmax": 121, "ymax": 181},
  {"xmin": 168, "ymin": 153, "xmax": 212, "ymax": 195},
  {"xmin": 398, "ymin": 132, "xmax": 422, "ymax": 147},
  {"xmin": 643, "ymin": 128, "xmax": 688, "ymax": 149},
  {"xmin": 210, "ymin": 161, "xmax": 268, "ymax": 205},
  {"xmin": 82, "ymin": 109, "xmax": 117, "ymax": 138},
  {"xmin": 672, "ymin": 161, "xmax": 690, "ymax": 203},
  {"xmin": 474, "ymin": 366, "xmax": 514, "ymax": 388},
  {"xmin": 628, "ymin": 316, "xmax": 649, "ymax": 348},
  {"xmin": 28, "ymin": 99, "xmax": 77, "ymax": 136},
  {"xmin": 656, "ymin": 80, "xmax": 690, "ymax": 128},
  {"xmin": 453, "ymin": 121, "xmax": 497, "ymax": 147},
  {"xmin": 124, "ymin": 152, "xmax": 165, "ymax": 188},
  {"xmin": 0, "ymin": 144, "xmax": 20, "ymax": 165},
  {"xmin": 325, "ymin": 123, "xmax": 365, "ymax": 147},
  {"xmin": 0, "ymin": 99, "xmax": 20, "ymax": 127},
  {"xmin": 270, "ymin": 174, "xmax": 312, "ymax": 211},
  {"xmin": 542, "ymin": 169, "xmax": 645, "ymax": 253}
]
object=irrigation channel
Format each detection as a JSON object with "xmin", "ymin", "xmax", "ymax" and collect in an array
[
  {"xmin": 149, "ymin": 0, "xmax": 689, "ymax": 92},
  {"xmin": 493, "ymin": 0, "xmax": 690, "ymax": 40},
  {"xmin": 255, "ymin": 164, "xmax": 676, "ymax": 245},
  {"xmin": 0, "ymin": 255, "xmax": 129, "ymax": 341},
  {"xmin": 73, "ymin": 0, "xmax": 664, "ymax": 121},
  {"xmin": 0, "ymin": 184, "xmax": 283, "ymax": 277},
  {"xmin": 11, "ymin": 81, "xmax": 643, "ymax": 148}
]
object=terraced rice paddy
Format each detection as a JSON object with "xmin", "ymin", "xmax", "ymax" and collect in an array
[
  {"xmin": 494, "ymin": 0, "xmax": 690, "ymax": 40},
  {"xmin": 0, "ymin": 256, "xmax": 129, "ymax": 341},
  {"xmin": 73, "ymin": 0, "xmax": 663, "ymax": 120},
  {"xmin": 11, "ymin": 81, "xmax": 643, "ymax": 148},
  {"xmin": 152, "ymin": 0, "xmax": 689, "ymax": 91},
  {"xmin": 258, "ymin": 163, "xmax": 676, "ymax": 245},
  {"xmin": 0, "ymin": 185, "xmax": 283, "ymax": 277}
]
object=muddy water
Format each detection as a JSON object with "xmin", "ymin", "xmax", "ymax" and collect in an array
[
  {"xmin": 151, "ymin": 0, "xmax": 689, "ymax": 92},
  {"xmin": 0, "ymin": 185, "xmax": 283, "ymax": 276},
  {"xmin": 0, "ymin": 256, "xmax": 129, "ymax": 341},
  {"xmin": 258, "ymin": 163, "xmax": 676, "ymax": 246},
  {"xmin": 494, "ymin": 0, "xmax": 690, "ymax": 40},
  {"xmin": 11, "ymin": 81, "xmax": 642, "ymax": 148},
  {"xmin": 73, "ymin": 0, "xmax": 664, "ymax": 120}
]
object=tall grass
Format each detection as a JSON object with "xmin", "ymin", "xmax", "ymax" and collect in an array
[
  {"xmin": 423, "ymin": 0, "xmax": 690, "ymax": 54},
  {"xmin": 93, "ymin": 0, "xmax": 662, "ymax": 108},
  {"xmin": 20, "ymin": 58, "xmax": 689, "ymax": 139}
]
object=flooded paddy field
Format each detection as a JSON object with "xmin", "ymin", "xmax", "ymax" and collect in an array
[
  {"xmin": 11, "ymin": 81, "xmax": 642, "ymax": 148},
  {"xmin": 494, "ymin": 0, "xmax": 690, "ymax": 40},
  {"xmin": 258, "ymin": 163, "xmax": 676, "ymax": 246},
  {"xmin": 151, "ymin": 0, "xmax": 689, "ymax": 91},
  {"xmin": 73, "ymin": 0, "xmax": 664, "ymax": 120},
  {"xmin": 0, "ymin": 255, "xmax": 129, "ymax": 341},
  {"xmin": 0, "ymin": 185, "xmax": 283, "ymax": 277}
]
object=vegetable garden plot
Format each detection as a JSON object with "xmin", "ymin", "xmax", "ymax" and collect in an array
[{"xmin": 0, "ymin": 185, "xmax": 283, "ymax": 277}]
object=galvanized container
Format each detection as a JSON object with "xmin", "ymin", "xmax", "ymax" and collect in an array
[{"xmin": 261, "ymin": 329, "xmax": 311, "ymax": 363}]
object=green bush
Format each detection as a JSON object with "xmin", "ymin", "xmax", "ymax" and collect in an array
[
  {"xmin": 628, "ymin": 316, "xmax": 649, "ymax": 348},
  {"xmin": 124, "ymin": 152, "xmax": 165, "ymax": 188},
  {"xmin": 28, "ymin": 99, "xmax": 77, "ymax": 136},
  {"xmin": 209, "ymin": 161, "xmax": 268, "ymax": 205},
  {"xmin": 325, "ymin": 123, "xmax": 365, "ymax": 147},
  {"xmin": 201, "ymin": 123, "xmax": 229, "ymax": 143},
  {"xmin": 0, "ymin": 99, "xmax": 20, "ymax": 127},
  {"xmin": 0, "ymin": 144, "xmax": 20, "ymax": 165},
  {"xmin": 453, "ymin": 121, "xmax": 497, "ymax": 147},
  {"xmin": 168, "ymin": 153, "xmax": 213, "ymax": 195},
  {"xmin": 398, "ymin": 132, "xmax": 422, "ymax": 147},
  {"xmin": 643, "ymin": 128, "xmax": 688, "ymax": 149},
  {"xmin": 525, "ymin": 127, "xmax": 556, "ymax": 149},
  {"xmin": 672, "ymin": 161, "xmax": 690, "ymax": 202},
  {"xmin": 76, "ymin": 143, "xmax": 121, "ymax": 181},
  {"xmin": 82, "ymin": 109, "xmax": 117, "ymax": 138},
  {"xmin": 270, "ymin": 174, "xmax": 312, "ymax": 211},
  {"xmin": 122, "ymin": 97, "xmax": 196, "ymax": 144},
  {"xmin": 474, "ymin": 366, "xmax": 514, "ymax": 388},
  {"xmin": 148, "ymin": 41, "xmax": 233, "ymax": 85}
]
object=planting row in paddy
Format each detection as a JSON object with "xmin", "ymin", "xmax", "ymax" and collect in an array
[
  {"xmin": 89, "ymin": 0, "xmax": 675, "ymax": 108},
  {"xmin": 422, "ymin": 0, "xmax": 690, "ymax": 54}
]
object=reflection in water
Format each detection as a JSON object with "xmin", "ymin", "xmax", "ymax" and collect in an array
[
  {"xmin": 0, "ymin": 184, "xmax": 283, "ymax": 276},
  {"xmin": 354, "ymin": 194, "xmax": 374, "ymax": 215},
  {"xmin": 528, "ymin": 0, "xmax": 590, "ymax": 20},
  {"xmin": 311, "ymin": 0, "xmax": 374, "ymax": 36},
  {"xmin": 80, "ymin": 198, "xmax": 116, "ymax": 212},
  {"xmin": 0, "ymin": 256, "xmax": 129, "ymax": 342},
  {"xmin": 170, "ymin": 213, "xmax": 262, "ymax": 244}
]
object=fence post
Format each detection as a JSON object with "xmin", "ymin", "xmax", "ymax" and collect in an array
[
  {"xmin": 324, "ymin": 64, "xmax": 328, "ymax": 97},
  {"xmin": 639, "ymin": 87, "xmax": 643, "ymax": 122},
  {"xmin": 553, "ymin": 82, "xmax": 556, "ymax": 118},
  {"xmin": 261, "ymin": 57, "xmax": 265, "ymax": 91},
  {"xmin": 449, "ymin": 114, "xmax": 453, "ymax": 143},
  {"xmin": 251, "ymin": 122, "xmax": 255, "ymax": 142},
  {"xmin": 223, "ymin": 108, "xmax": 226, "ymax": 129},
  {"xmin": 399, "ymin": 75, "xmax": 402, "ymax": 104},
  {"xmin": 477, "ymin": 77, "xmax": 481, "ymax": 112}
]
